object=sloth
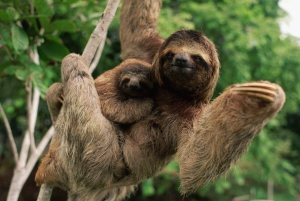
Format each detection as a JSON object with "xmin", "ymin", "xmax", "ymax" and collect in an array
[
  {"xmin": 43, "ymin": 59, "xmax": 153, "ymax": 126},
  {"xmin": 95, "ymin": 59, "xmax": 154, "ymax": 124},
  {"xmin": 35, "ymin": 0, "xmax": 286, "ymax": 200}
]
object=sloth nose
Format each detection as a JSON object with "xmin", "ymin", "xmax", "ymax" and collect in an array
[
  {"xmin": 174, "ymin": 55, "xmax": 188, "ymax": 66},
  {"xmin": 128, "ymin": 81, "xmax": 140, "ymax": 90}
]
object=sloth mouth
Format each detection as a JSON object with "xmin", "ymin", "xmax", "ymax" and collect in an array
[{"xmin": 170, "ymin": 65, "xmax": 195, "ymax": 73}]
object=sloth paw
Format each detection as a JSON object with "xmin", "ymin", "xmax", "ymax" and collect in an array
[{"xmin": 231, "ymin": 82, "xmax": 278, "ymax": 103}]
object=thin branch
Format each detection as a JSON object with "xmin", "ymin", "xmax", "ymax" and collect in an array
[
  {"xmin": 26, "ymin": 46, "xmax": 41, "ymax": 153},
  {"xmin": 82, "ymin": 0, "xmax": 120, "ymax": 65},
  {"xmin": 30, "ymin": 88, "xmax": 40, "ymax": 133},
  {"xmin": 29, "ymin": 0, "xmax": 34, "ymax": 15},
  {"xmin": 25, "ymin": 127, "xmax": 55, "ymax": 180},
  {"xmin": 89, "ymin": 33, "xmax": 107, "ymax": 73},
  {"xmin": 19, "ymin": 131, "xmax": 30, "ymax": 168},
  {"xmin": 0, "ymin": 103, "xmax": 19, "ymax": 165},
  {"xmin": 37, "ymin": 184, "xmax": 53, "ymax": 201},
  {"xmin": 26, "ymin": 79, "xmax": 37, "ymax": 152}
]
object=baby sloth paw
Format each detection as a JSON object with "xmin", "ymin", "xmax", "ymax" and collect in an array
[{"xmin": 231, "ymin": 82, "xmax": 279, "ymax": 103}]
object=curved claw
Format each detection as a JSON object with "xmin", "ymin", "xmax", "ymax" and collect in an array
[
  {"xmin": 231, "ymin": 82, "xmax": 278, "ymax": 103},
  {"xmin": 58, "ymin": 95, "xmax": 64, "ymax": 104}
]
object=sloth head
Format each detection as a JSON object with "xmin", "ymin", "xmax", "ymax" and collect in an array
[
  {"xmin": 152, "ymin": 30, "xmax": 220, "ymax": 102},
  {"xmin": 118, "ymin": 59, "xmax": 154, "ymax": 98}
]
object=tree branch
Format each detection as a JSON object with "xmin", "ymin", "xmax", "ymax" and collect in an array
[
  {"xmin": 19, "ymin": 131, "xmax": 30, "ymax": 167},
  {"xmin": 0, "ymin": 103, "xmax": 19, "ymax": 165},
  {"xmin": 89, "ymin": 34, "xmax": 107, "ymax": 73},
  {"xmin": 82, "ymin": 0, "xmax": 120, "ymax": 65},
  {"xmin": 30, "ymin": 88, "xmax": 40, "ymax": 136},
  {"xmin": 36, "ymin": 184, "xmax": 53, "ymax": 201},
  {"xmin": 26, "ymin": 46, "xmax": 41, "ymax": 154},
  {"xmin": 26, "ymin": 79, "xmax": 37, "ymax": 152}
]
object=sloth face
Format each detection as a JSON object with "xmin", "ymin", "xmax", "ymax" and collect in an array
[
  {"xmin": 118, "ymin": 60, "xmax": 154, "ymax": 98},
  {"xmin": 120, "ymin": 72, "xmax": 153, "ymax": 97},
  {"xmin": 154, "ymin": 30, "xmax": 220, "ymax": 97}
]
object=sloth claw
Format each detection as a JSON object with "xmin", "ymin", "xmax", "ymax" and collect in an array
[
  {"xmin": 58, "ymin": 95, "xmax": 64, "ymax": 104},
  {"xmin": 231, "ymin": 82, "xmax": 277, "ymax": 102}
]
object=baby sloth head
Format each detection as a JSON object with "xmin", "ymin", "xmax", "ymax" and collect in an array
[
  {"xmin": 119, "ymin": 59, "xmax": 154, "ymax": 98},
  {"xmin": 152, "ymin": 30, "xmax": 220, "ymax": 101}
]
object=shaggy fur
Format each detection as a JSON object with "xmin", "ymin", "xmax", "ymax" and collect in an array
[
  {"xmin": 95, "ymin": 59, "xmax": 154, "ymax": 124},
  {"xmin": 120, "ymin": 0, "xmax": 163, "ymax": 63},
  {"xmin": 119, "ymin": 0, "xmax": 286, "ymax": 194},
  {"xmin": 35, "ymin": 0, "xmax": 286, "ymax": 200}
]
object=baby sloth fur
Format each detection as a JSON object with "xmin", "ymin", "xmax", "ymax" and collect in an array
[{"xmin": 95, "ymin": 59, "xmax": 154, "ymax": 124}]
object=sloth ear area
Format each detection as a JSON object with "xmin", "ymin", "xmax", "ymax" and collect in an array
[{"xmin": 151, "ymin": 53, "xmax": 164, "ymax": 86}]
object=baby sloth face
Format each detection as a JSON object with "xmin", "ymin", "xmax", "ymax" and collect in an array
[{"xmin": 119, "ymin": 64, "xmax": 154, "ymax": 98}]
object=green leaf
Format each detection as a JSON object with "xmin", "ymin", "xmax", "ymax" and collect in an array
[
  {"xmin": 11, "ymin": 24, "xmax": 29, "ymax": 54},
  {"xmin": 0, "ymin": 62, "xmax": 12, "ymax": 73},
  {"xmin": 39, "ymin": 40, "xmax": 69, "ymax": 61},
  {"xmin": 15, "ymin": 68, "xmax": 30, "ymax": 80},
  {"xmin": 6, "ymin": 7, "xmax": 17, "ymax": 22},
  {"xmin": 4, "ymin": 65, "xmax": 21, "ymax": 75},
  {"xmin": 44, "ymin": 34, "xmax": 62, "ymax": 43},
  {"xmin": 0, "ymin": 10, "xmax": 10, "ymax": 23},
  {"xmin": 45, "ymin": 20, "xmax": 76, "ymax": 33},
  {"xmin": 26, "ymin": 62, "xmax": 43, "ymax": 73},
  {"xmin": 31, "ymin": 71, "xmax": 48, "ymax": 97},
  {"xmin": 141, "ymin": 179, "xmax": 155, "ymax": 197},
  {"xmin": 1, "ymin": 27, "xmax": 12, "ymax": 47},
  {"xmin": 34, "ymin": 0, "xmax": 53, "ymax": 16}
]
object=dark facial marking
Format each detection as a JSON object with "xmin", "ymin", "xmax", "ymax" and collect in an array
[
  {"xmin": 164, "ymin": 51, "xmax": 175, "ymax": 61},
  {"xmin": 192, "ymin": 55, "xmax": 209, "ymax": 71}
]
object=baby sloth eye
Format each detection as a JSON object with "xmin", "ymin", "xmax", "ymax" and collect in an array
[{"xmin": 121, "ymin": 77, "xmax": 130, "ymax": 85}]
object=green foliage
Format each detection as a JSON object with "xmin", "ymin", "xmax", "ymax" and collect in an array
[{"xmin": 1, "ymin": 0, "xmax": 300, "ymax": 200}]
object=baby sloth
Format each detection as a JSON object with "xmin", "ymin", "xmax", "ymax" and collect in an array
[{"xmin": 95, "ymin": 59, "xmax": 154, "ymax": 124}]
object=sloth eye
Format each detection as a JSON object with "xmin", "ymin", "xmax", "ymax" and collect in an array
[
  {"xmin": 165, "ymin": 52, "xmax": 175, "ymax": 60},
  {"xmin": 193, "ymin": 56, "xmax": 201, "ymax": 62},
  {"xmin": 121, "ymin": 77, "xmax": 130, "ymax": 85},
  {"xmin": 192, "ymin": 55, "xmax": 209, "ymax": 70}
]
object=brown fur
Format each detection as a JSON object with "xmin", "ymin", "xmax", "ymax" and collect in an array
[
  {"xmin": 120, "ymin": 0, "xmax": 285, "ymax": 194},
  {"xmin": 120, "ymin": 0, "xmax": 163, "ymax": 63},
  {"xmin": 95, "ymin": 59, "xmax": 154, "ymax": 124},
  {"xmin": 35, "ymin": 0, "xmax": 286, "ymax": 200}
]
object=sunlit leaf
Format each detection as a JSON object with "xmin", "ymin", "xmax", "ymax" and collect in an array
[
  {"xmin": 15, "ymin": 68, "xmax": 30, "ymax": 80},
  {"xmin": 11, "ymin": 24, "xmax": 29, "ymax": 54}
]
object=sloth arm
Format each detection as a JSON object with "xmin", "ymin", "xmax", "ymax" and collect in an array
[
  {"xmin": 120, "ymin": 0, "xmax": 163, "ymax": 63},
  {"xmin": 45, "ymin": 82, "xmax": 63, "ymax": 125},
  {"xmin": 37, "ymin": 54, "xmax": 123, "ymax": 188},
  {"xmin": 178, "ymin": 82, "xmax": 286, "ymax": 193}
]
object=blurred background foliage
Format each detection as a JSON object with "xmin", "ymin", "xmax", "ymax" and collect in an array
[{"xmin": 0, "ymin": 0, "xmax": 300, "ymax": 200}]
